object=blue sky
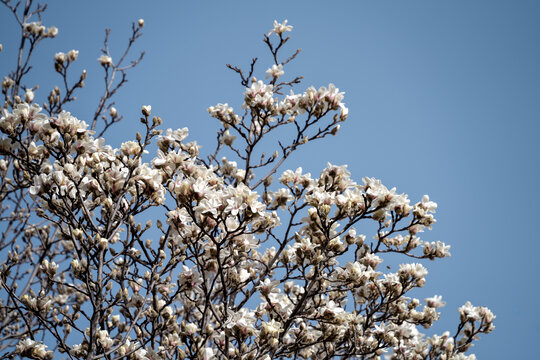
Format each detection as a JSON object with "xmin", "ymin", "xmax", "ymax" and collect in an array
[{"xmin": 1, "ymin": 0, "xmax": 539, "ymax": 358}]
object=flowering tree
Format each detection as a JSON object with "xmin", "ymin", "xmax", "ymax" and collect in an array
[{"xmin": 0, "ymin": 2, "xmax": 494, "ymax": 359}]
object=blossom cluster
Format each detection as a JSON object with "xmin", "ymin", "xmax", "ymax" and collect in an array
[
  {"xmin": 23, "ymin": 21, "xmax": 58, "ymax": 38},
  {"xmin": 0, "ymin": 103, "xmax": 165, "ymax": 213},
  {"xmin": 0, "ymin": 14, "xmax": 494, "ymax": 360}
]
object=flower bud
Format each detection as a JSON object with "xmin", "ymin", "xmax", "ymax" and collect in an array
[
  {"xmin": 97, "ymin": 235, "xmax": 108, "ymax": 249},
  {"xmin": 98, "ymin": 54, "xmax": 113, "ymax": 67},
  {"xmin": 47, "ymin": 26, "xmax": 58, "ymax": 38},
  {"xmin": 221, "ymin": 130, "xmax": 236, "ymax": 146},
  {"xmin": 142, "ymin": 105, "xmax": 151, "ymax": 116},
  {"xmin": 72, "ymin": 228, "xmax": 83, "ymax": 240},
  {"xmin": 54, "ymin": 54, "xmax": 67, "ymax": 67},
  {"xmin": 264, "ymin": 176, "xmax": 273, "ymax": 187},
  {"xmin": 68, "ymin": 49, "xmax": 79, "ymax": 61},
  {"xmin": 25, "ymin": 89, "xmax": 34, "ymax": 103}
]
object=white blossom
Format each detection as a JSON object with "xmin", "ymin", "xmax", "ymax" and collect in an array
[
  {"xmin": 269, "ymin": 20, "xmax": 293, "ymax": 36},
  {"xmin": 98, "ymin": 54, "xmax": 113, "ymax": 66}
]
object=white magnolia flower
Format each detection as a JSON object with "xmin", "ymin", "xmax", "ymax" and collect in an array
[
  {"xmin": 225, "ymin": 308, "xmax": 257, "ymax": 336},
  {"xmin": 269, "ymin": 20, "xmax": 293, "ymax": 36},
  {"xmin": 47, "ymin": 26, "xmax": 58, "ymax": 37},
  {"xmin": 16, "ymin": 338, "xmax": 52, "ymax": 359},
  {"xmin": 265, "ymin": 64, "xmax": 284, "ymax": 78},
  {"xmin": 25, "ymin": 88, "xmax": 34, "ymax": 103},
  {"xmin": 425, "ymin": 295, "xmax": 446, "ymax": 308},
  {"xmin": 98, "ymin": 54, "xmax": 113, "ymax": 66},
  {"xmin": 55, "ymin": 52, "xmax": 67, "ymax": 63},
  {"xmin": 68, "ymin": 49, "xmax": 79, "ymax": 61},
  {"xmin": 141, "ymin": 104, "xmax": 151, "ymax": 116}
]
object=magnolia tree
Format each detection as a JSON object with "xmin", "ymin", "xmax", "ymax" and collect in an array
[{"xmin": 0, "ymin": 2, "xmax": 494, "ymax": 359}]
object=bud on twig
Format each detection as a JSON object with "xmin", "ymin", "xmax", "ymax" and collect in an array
[{"xmin": 142, "ymin": 105, "xmax": 151, "ymax": 117}]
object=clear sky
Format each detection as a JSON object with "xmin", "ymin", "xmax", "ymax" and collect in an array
[{"xmin": 1, "ymin": 1, "xmax": 539, "ymax": 358}]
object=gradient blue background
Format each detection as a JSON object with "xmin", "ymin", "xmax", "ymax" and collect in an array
[{"xmin": 1, "ymin": 1, "xmax": 539, "ymax": 358}]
